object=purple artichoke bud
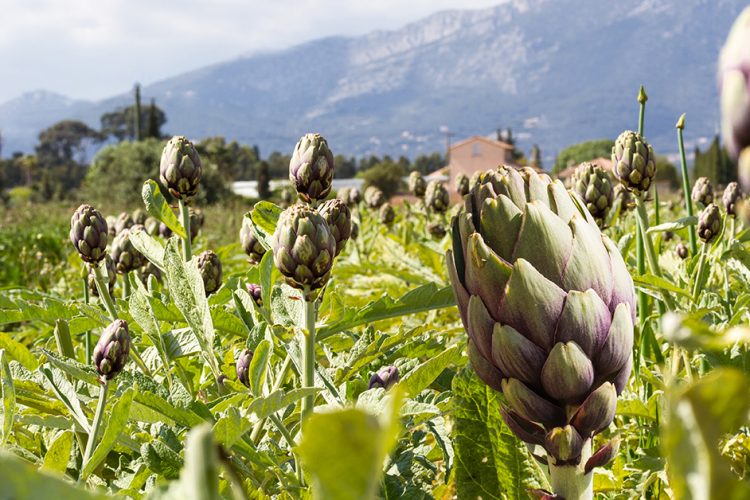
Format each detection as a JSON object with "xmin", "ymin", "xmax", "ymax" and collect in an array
[
  {"xmin": 368, "ymin": 365, "xmax": 399, "ymax": 390},
  {"xmin": 289, "ymin": 133, "xmax": 334, "ymax": 203},
  {"xmin": 691, "ymin": 177, "xmax": 714, "ymax": 207},
  {"xmin": 272, "ymin": 204, "xmax": 336, "ymax": 298},
  {"xmin": 246, "ymin": 283, "xmax": 262, "ymax": 307},
  {"xmin": 676, "ymin": 243, "xmax": 689, "ymax": 260},
  {"xmin": 379, "ymin": 202, "xmax": 395, "ymax": 225},
  {"xmin": 189, "ymin": 208, "xmax": 204, "ymax": 240},
  {"xmin": 111, "ymin": 226, "xmax": 147, "ymax": 274},
  {"xmin": 139, "ymin": 261, "xmax": 162, "ymax": 286},
  {"xmin": 70, "ymin": 204, "xmax": 108, "ymax": 264},
  {"xmin": 197, "ymin": 250, "xmax": 222, "ymax": 296},
  {"xmin": 87, "ymin": 255, "xmax": 116, "ymax": 297},
  {"xmin": 239, "ymin": 218, "xmax": 267, "ymax": 264},
  {"xmin": 723, "ymin": 181, "xmax": 742, "ymax": 216},
  {"xmin": 114, "ymin": 211, "xmax": 134, "ymax": 235},
  {"xmin": 611, "ymin": 131, "xmax": 656, "ymax": 195},
  {"xmin": 158, "ymin": 221, "xmax": 173, "ymax": 238},
  {"xmin": 456, "ymin": 173, "xmax": 470, "ymax": 196},
  {"xmin": 424, "ymin": 180, "xmax": 450, "ymax": 213},
  {"xmin": 364, "ymin": 186, "xmax": 385, "ymax": 209},
  {"xmin": 160, "ymin": 136, "xmax": 202, "ymax": 200},
  {"xmin": 350, "ymin": 221, "xmax": 360, "ymax": 241},
  {"xmin": 698, "ymin": 203, "xmax": 722, "ymax": 244},
  {"xmin": 336, "ymin": 187, "xmax": 351, "ymax": 204},
  {"xmin": 584, "ymin": 438, "xmax": 620, "ymax": 474},
  {"xmin": 427, "ymin": 222, "xmax": 447, "ymax": 240},
  {"xmin": 319, "ymin": 198, "xmax": 352, "ymax": 256},
  {"xmin": 236, "ymin": 349, "xmax": 253, "ymax": 388},
  {"xmin": 131, "ymin": 209, "xmax": 147, "ymax": 225},
  {"xmin": 93, "ymin": 319, "xmax": 131, "ymax": 381},
  {"xmin": 144, "ymin": 217, "xmax": 160, "ymax": 236},
  {"xmin": 348, "ymin": 187, "xmax": 362, "ymax": 206},
  {"xmin": 571, "ymin": 162, "xmax": 614, "ymax": 221},
  {"xmin": 408, "ymin": 171, "xmax": 426, "ymax": 197},
  {"xmin": 544, "ymin": 425, "xmax": 584, "ymax": 464},
  {"xmin": 106, "ymin": 215, "xmax": 117, "ymax": 236},
  {"xmin": 719, "ymin": 7, "xmax": 750, "ymax": 159},
  {"xmin": 613, "ymin": 184, "xmax": 634, "ymax": 212}
]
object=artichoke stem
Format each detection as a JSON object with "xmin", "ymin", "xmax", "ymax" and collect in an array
[
  {"xmin": 92, "ymin": 262, "xmax": 118, "ymax": 322},
  {"xmin": 179, "ymin": 199, "xmax": 192, "ymax": 261},
  {"xmin": 634, "ymin": 196, "xmax": 676, "ymax": 310},
  {"xmin": 548, "ymin": 439, "xmax": 593, "ymax": 500},
  {"xmin": 81, "ymin": 379, "xmax": 110, "ymax": 480},
  {"xmin": 122, "ymin": 273, "xmax": 131, "ymax": 299},
  {"xmin": 82, "ymin": 277, "xmax": 91, "ymax": 365},
  {"xmin": 692, "ymin": 243, "xmax": 709, "ymax": 301},
  {"xmin": 250, "ymin": 355, "xmax": 294, "ymax": 444},
  {"xmin": 301, "ymin": 296, "xmax": 317, "ymax": 421},
  {"xmin": 677, "ymin": 124, "xmax": 698, "ymax": 255}
]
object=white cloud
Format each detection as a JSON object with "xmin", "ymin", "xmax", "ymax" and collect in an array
[{"xmin": 0, "ymin": 0, "xmax": 504, "ymax": 103}]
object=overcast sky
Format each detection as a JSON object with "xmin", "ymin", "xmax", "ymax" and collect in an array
[{"xmin": 0, "ymin": 0, "xmax": 505, "ymax": 104}]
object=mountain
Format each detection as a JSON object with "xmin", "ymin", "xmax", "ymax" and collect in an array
[{"xmin": 0, "ymin": 0, "xmax": 745, "ymax": 164}]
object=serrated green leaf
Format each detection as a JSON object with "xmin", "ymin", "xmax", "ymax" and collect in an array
[
  {"xmin": 400, "ymin": 345, "xmax": 461, "ymax": 397},
  {"xmin": 81, "ymin": 386, "xmax": 136, "ymax": 479},
  {"xmin": 0, "ymin": 331, "xmax": 39, "ymax": 370},
  {"xmin": 128, "ymin": 229, "xmax": 165, "ymax": 269},
  {"xmin": 248, "ymin": 339, "xmax": 270, "ymax": 397},
  {"xmin": 42, "ymin": 430, "xmax": 74, "ymax": 474},
  {"xmin": 1, "ymin": 349, "xmax": 16, "ymax": 445}
]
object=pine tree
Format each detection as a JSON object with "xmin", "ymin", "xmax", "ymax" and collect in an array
[
  {"xmin": 134, "ymin": 83, "xmax": 142, "ymax": 141},
  {"xmin": 147, "ymin": 99, "xmax": 160, "ymax": 138}
]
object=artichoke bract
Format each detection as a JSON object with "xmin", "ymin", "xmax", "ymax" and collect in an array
[
  {"xmin": 698, "ymin": 203, "xmax": 722, "ymax": 243},
  {"xmin": 456, "ymin": 173, "xmax": 470, "ymax": 196},
  {"xmin": 93, "ymin": 319, "xmax": 131, "ymax": 381},
  {"xmin": 272, "ymin": 204, "xmax": 336, "ymax": 298},
  {"xmin": 111, "ymin": 227, "xmax": 147, "ymax": 274},
  {"xmin": 319, "ymin": 198, "xmax": 352, "ymax": 256},
  {"xmin": 289, "ymin": 133, "xmax": 334, "ymax": 203},
  {"xmin": 612, "ymin": 131, "xmax": 656, "ymax": 195},
  {"xmin": 70, "ymin": 204, "xmax": 109, "ymax": 264},
  {"xmin": 571, "ymin": 162, "xmax": 614, "ymax": 222},
  {"xmin": 364, "ymin": 186, "xmax": 385, "ymax": 209},
  {"xmin": 368, "ymin": 365, "xmax": 399, "ymax": 390},
  {"xmin": 723, "ymin": 181, "xmax": 742, "ymax": 216},
  {"xmin": 719, "ymin": 6, "xmax": 750, "ymax": 159},
  {"xmin": 246, "ymin": 283, "xmax": 262, "ymax": 307},
  {"xmin": 239, "ymin": 218, "xmax": 267, "ymax": 264},
  {"xmin": 408, "ymin": 171, "xmax": 426, "ymax": 197},
  {"xmin": 197, "ymin": 250, "xmax": 222, "ymax": 296},
  {"xmin": 160, "ymin": 136, "xmax": 202, "ymax": 200},
  {"xmin": 447, "ymin": 167, "xmax": 634, "ymax": 484},
  {"xmin": 88, "ymin": 256, "xmax": 116, "ymax": 298},
  {"xmin": 236, "ymin": 349, "xmax": 253, "ymax": 388},
  {"xmin": 114, "ymin": 211, "xmax": 134, "ymax": 235},
  {"xmin": 691, "ymin": 177, "xmax": 714, "ymax": 207},
  {"xmin": 425, "ymin": 180, "xmax": 450, "ymax": 213},
  {"xmin": 379, "ymin": 203, "xmax": 395, "ymax": 225}
]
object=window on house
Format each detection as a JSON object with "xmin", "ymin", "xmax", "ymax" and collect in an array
[{"xmin": 472, "ymin": 143, "xmax": 481, "ymax": 157}]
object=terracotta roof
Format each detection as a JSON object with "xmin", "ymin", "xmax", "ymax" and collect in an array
[
  {"xmin": 556, "ymin": 157, "xmax": 613, "ymax": 180},
  {"xmin": 450, "ymin": 135, "xmax": 514, "ymax": 151}
]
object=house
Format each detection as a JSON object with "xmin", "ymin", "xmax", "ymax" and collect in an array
[{"xmin": 446, "ymin": 135, "xmax": 516, "ymax": 191}]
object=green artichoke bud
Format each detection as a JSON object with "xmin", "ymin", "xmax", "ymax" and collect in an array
[
  {"xmin": 236, "ymin": 349, "xmax": 253, "ymax": 388},
  {"xmin": 723, "ymin": 181, "xmax": 742, "ymax": 216},
  {"xmin": 336, "ymin": 187, "xmax": 351, "ymax": 205},
  {"xmin": 93, "ymin": 319, "xmax": 131, "ymax": 381},
  {"xmin": 111, "ymin": 226, "xmax": 147, "ymax": 274},
  {"xmin": 114, "ymin": 211, "xmax": 134, "ymax": 235},
  {"xmin": 368, "ymin": 365, "xmax": 399, "ymax": 390},
  {"xmin": 447, "ymin": 167, "xmax": 634, "ymax": 465},
  {"xmin": 364, "ymin": 186, "xmax": 385, "ymax": 209},
  {"xmin": 613, "ymin": 184, "xmax": 634, "ymax": 212},
  {"xmin": 691, "ymin": 177, "xmax": 714, "ymax": 207},
  {"xmin": 132, "ymin": 209, "xmax": 147, "ymax": 225},
  {"xmin": 456, "ymin": 173, "xmax": 470, "ymax": 196},
  {"xmin": 272, "ymin": 204, "xmax": 336, "ymax": 298},
  {"xmin": 350, "ymin": 221, "xmax": 360, "ymax": 240},
  {"xmin": 144, "ymin": 217, "xmax": 160, "ymax": 236},
  {"xmin": 427, "ymin": 222, "xmax": 447, "ymax": 240},
  {"xmin": 70, "ymin": 204, "xmax": 109, "ymax": 264},
  {"xmin": 319, "ymin": 198, "xmax": 352, "ymax": 256},
  {"xmin": 571, "ymin": 162, "xmax": 614, "ymax": 221},
  {"xmin": 139, "ymin": 261, "xmax": 162, "ymax": 286},
  {"xmin": 676, "ymin": 242, "xmax": 689, "ymax": 260},
  {"xmin": 698, "ymin": 203, "xmax": 722, "ymax": 243},
  {"xmin": 87, "ymin": 255, "xmax": 116, "ymax": 298},
  {"xmin": 239, "ymin": 218, "xmax": 267, "ymax": 264},
  {"xmin": 158, "ymin": 222, "xmax": 173, "ymax": 238},
  {"xmin": 408, "ymin": 171, "xmax": 426, "ymax": 197},
  {"xmin": 190, "ymin": 208, "xmax": 204, "ymax": 240},
  {"xmin": 379, "ymin": 202, "xmax": 395, "ymax": 225},
  {"xmin": 106, "ymin": 215, "xmax": 117, "ymax": 236},
  {"xmin": 425, "ymin": 180, "xmax": 450, "ymax": 213},
  {"xmin": 160, "ymin": 136, "xmax": 202, "ymax": 200},
  {"xmin": 349, "ymin": 187, "xmax": 362, "ymax": 205},
  {"xmin": 246, "ymin": 283, "xmax": 262, "ymax": 307},
  {"xmin": 197, "ymin": 250, "xmax": 222, "ymax": 296},
  {"xmin": 289, "ymin": 133, "xmax": 334, "ymax": 203},
  {"xmin": 719, "ymin": 6, "xmax": 750, "ymax": 159},
  {"xmin": 611, "ymin": 131, "xmax": 656, "ymax": 195}
]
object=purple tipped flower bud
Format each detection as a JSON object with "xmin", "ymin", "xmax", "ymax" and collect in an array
[
  {"xmin": 697, "ymin": 203, "xmax": 722, "ymax": 243},
  {"xmin": 239, "ymin": 218, "xmax": 267, "ymax": 264},
  {"xmin": 197, "ymin": 250, "xmax": 222, "ymax": 296},
  {"xmin": 246, "ymin": 283, "xmax": 262, "ymax": 307},
  {"xmin": 160, "ymin": 136, "xmax": 202, "ymax": 200},
  {"xmin": 368, "ymin": 365, "xmax": 399, "ymax": 390},
  {"xmin": 93, "ymin": 319, "xmax": 131, "ymax": 381},
  {"xmin": 318, "ymin": 198, "xmax": 352, "ymax": 256},
  {"xmin": 691, "ymin": 177, "xmax": 714, "ymax": 207},
  {"xmin": 70, "ymin": 204, "xmax": 108, "ymax": 264},
  {"xmin": 236, "ymin": 349, "xmax": 253, "ymax": 388},
  {"xmin": 289, "ymin": 133, "xmax": 334, "ymax": 203}
]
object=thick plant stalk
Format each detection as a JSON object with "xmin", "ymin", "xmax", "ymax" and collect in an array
[
  {"xmin": 250, "ymin": 355, "xmax": 293, "ymax": 443},
  {"xmin": 81, "ymin": 379, "xmax": 110, "ymax": 478},
  {"xmin": 677, "ymin": 114, "xmax": 698, "ymax": 256},
  {"xmin": 635, "ymin": 86, "xmax": 650, "ymax": 321},
  {"xmin": 122, "ymin": 273, "xmax": 131, "ymax": 299},
  {"xmin": 548, "ymin": 440, "xmax": 593, "ymax": 500},
  {"xmin": 53, "ymin": 319, "xmax": 75, "ymax": 360},
  {"xmin": 692, "ymin": 243, "xmax": 709, "ymax": 301},
  {"xmin": 635, "ymin": 196, "xmax": 677, "ymax": 310},
  {"xmin": 301, "ymin": 297, "xmax": 316, "ymax": 421},
  {"xmin": 92, "ymin": 263, "xmax": 118, "ymax": 321},
  {"xmin": 179, "ymin": 199, "xmax": 192, "ymax": 261},
  {"xmin": 82, "ymin": 277, "xmax": 92, "ymax": 364}
]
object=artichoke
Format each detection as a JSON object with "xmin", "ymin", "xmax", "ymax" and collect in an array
[
  {"xmin": 663, "ymin": 231, "xmax": 674, "ymax": 242},
  {"xmin": 236, "ymin": 349, "xmax": 253, "ymax": 388},
  {"xmin": 106, "ymin": 215, "xmax": 117, "ymax": 236},
  {"xmin": 336, "ymin": 187, "xmax": 351, "ymax": 205},
  {"xmin": 691, "ymin": 177, "xmax": 714, "ymax": 207},
  {"xmin": 87, "ymin": 255, "xmax": 116, "ymax": 298},
  {"xmin": 144, "ymin": 217, "xmax": 160, "ymax": 236},
  {"xmin": 447, "ymin": 167, "xmax": 634, "ymax": 478},
  {"xmin": 160, "ymin": 136, "xmax": 202, "ymax": 200},
  {"xmin": 197, "ymin": 250, "xmax": 222, "ymax": 296},
  {"xmin": 350, "ymin": 221, "xmax": 360, "ymax": 241},
  {"xmin": 364, "ymin": 186, "xmax": 385, "ymax": 209},
  {"xmin": 319, "ymin": 198, "xmax": 352, "ymax": 257},
  {"xmin": 425, "ymin": 180, "xmax": 450, "ymax": 213},
  {"xmin": 379, "ymin": 203, "xmax": 395, "ymax": 225},
  {"xmin": 272, "ymin": 204, "xmax": 336, "ymax": 298},
  {"xmin": 408, "ymin": 171, "xmax": 426, "ymax": 197},
  {"xmin": 158, "ymin": 222, "xmax": 173, "ymax": 239},
  {"xmin": 132, "ymin": 209, "xmax": 147, "ymax": 225},
  {"xmin": 111, "ymin": 226, "xmax": 147, "ymax": 274},
  {"xmin": 676, "ymin": 242, "xmax": 689, "ymax": 260},
  {"xmin": 70, "ymin": 204, "xmax": 109, "ymax": 264},
  {"xmin": 93, "ymin": 319, "xmax": 131, "ymax": 381},
  {"xmin": 719, "ymin": 6, "xmax": 750, "ymax": 159},
  {"xmin": 723, "ymin": 181, "xmax": 742, "ymax": 216},
  {"xmin": 611, "ymin": 131, "xmax": 656, "ymax": 195},
  {"xmin": 246, "ymin": 283, "xmax": 262, "ymax": 308},
  {"xmin": 456, "ymin": 173, "xmax": 470, "ymax": 196},
  {"xmin": 348, "ymin": 187, "xmax": 362, "ymax": 206},
  {"xmin": 613, "ymin": 184, "xmax": 634, "ymax": 212},
  {"xmin": 368, "ymin": 365, "xmax": 399, "ymax": 390},
  {"xmin": 190, "ymin": 209, "xmax": 204, "ymax": 240},
  {"xmin": 139, "ymin": 261, "xmax": 163, "ymax": 286},
  {"xmin": 239, "ymin": 218, "xmax": 267, "ymax": 264},
  {"xmin": 289, "ymin": 133, "xmax": 334, "ymax": 203},
  {"xmin": 571, "ymin": 162, "xmax": 614, "ymax": 221},
  {"xmin": 427, "ymin": 222, "xmax": 447, "ymax": 240},
  {"xmin": 698, "ymin": 203, "xmax": 722, "ymax": 243},
  {"xmin": 114, "ymin": 211, "xmax": 134, "ymax": 235}
]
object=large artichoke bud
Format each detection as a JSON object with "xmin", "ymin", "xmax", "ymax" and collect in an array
[
  {"xmin": 246, "ymin": 283, "xmax": 262, "ymax": 307},
  {"xmin": 698, "ymin": 203, "xmax": 722, "ymax": 244},
  {"xmin": 197, "ymin": 250, "xmax": 223, "ymax": 296},
  {"xmin": 289, "ymin": 133, "xmax": 334, "ymax": 203},
  {"xmin": 368, "ymin": 365, "xmax": 399, "ymax": 390},
  {"xmin": 379, "ymin": 203, "xmax": 395, "ymax": 225},
  {"xmin": 425, "ymin": 180, "xmax": 450, "ymax": 213},
  {"xmin": 456, "ymin": 173, "xmax": 470, "ymax": 196},
  {"xmin": 348, "ymin": 187, "xmax": 362, "ymax": 206},
  {"xmin": 236, "ymin": 349, "xmax": 253, "ymax": 388},
  {"xmin": 239, "ymin": 218, "xmax": 267, "ymax": 264},
  {"xmin": 447, "ymin": 167, "xmax": 634, "ymax": 486},
  {"xmin": 70, "ymin": 204, "xmax": 108, "ymax": 264},
  {"xmin": 160, "ymin": 136, "xmax": 202, "ymax": 200},
  {"xmin": 111, "ymin": 227, "xmax": 147, "ymax": 274},
  {"xmin": 571, "ymin": 162, "xmax": 614, "ymax": 221},
  {"xmin": 408, "ymin": 171, "xmax": 426, "ymax": 197},
  {"xmin": 319, "ymin": 198, "xmax": 352, "ymax": 257},
  {"xmin": 427, "ymin": 222, "xmax": 447, "ymax": 240},
  {"xmin": 723, "ymin": 181, "xmax": 742, "ymax": 216},
  {"xmin": 611, "ymin": 131, "xmax": 656, "ymax": 195},
  {"xmin": 93, "ymin": 319, "xmax": 131, "ymax": 381},
  {"xmin": 719, "ymin": 6, "xmax": 750, "ymax": 160},
  {"xmin": 114, "ymin": 211, "xmax": 134, "ymax": 235},
  {"xmin": 364, "ymin": 186, "xmax": 385, "ymax": 209},
  {"xmin": 272, "ymin": 205, "xmax": 336, "ymax": 298},
  {"xmin": 87, "ymin": 255, "xmax": 116, "ymax": 298},
  {"xmin": 691, "ymin": 177, "xmax": 714, "ymax": 207},
  {"xmin": 613, "ymin": 184, "xmax": 634, "ymax": 212}
]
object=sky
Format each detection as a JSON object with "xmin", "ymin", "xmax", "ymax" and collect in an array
[{"xmin": 0, "ymin": 0, "xmax": 505, "ymax": 104}]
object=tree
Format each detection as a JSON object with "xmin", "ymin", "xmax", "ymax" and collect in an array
[
  {"xmin": 693, "ymin": 135, "xmax": 736, "ymax": 186},
  {"xmin": 531, "ymin": 144, "xmax": 542, "ymax": 169},
  {"xmin": 134, "ymin": 83, "xmax": 143, "ymax": 141},
  {"xmin": 412, "ymin": 153, "xmax": 444, "ymax": 175},
  {"xmin": 334, "ymin": 155, "xmax": 357, "ymax": 178},
  {"xmin": 257, "ymin": 161, "xmax": 271, "ymax": 199},
  {"xmin": 553, "ymin": 139, "xmax": 615, "ymax": 175},
  {"xmin": 101, "ymin": 104, "xmax": 166, "ymax": 142},
  {"xmin": 655, "ymin": 156, "xmax": 679, "ymax": 189},
  {"xmin": 359, "ymin": 159, "xmax": 405, "ymax": 198},
  {"xmin": 147, "ymin": 99, "xmax": 162, "ymax": 139},
  {"xmin": 197, "ymin": 137, "xmax": 260, "ymax": 182}
]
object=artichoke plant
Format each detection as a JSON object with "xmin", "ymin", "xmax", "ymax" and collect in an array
[
  {"xmin": 111, "ymin": 227, "xmax": 147, "ymax": 274},
  {"xmin": 114, "ymin": 211, "xmax": 134, "ymax": 235},
  {"xmin": 350, "ymin": 221, "xmax": 360, "ymax": 241},
  {"xmin": 447, "ymin": 166, "xmax": 634, "ymax": 497},
  {"xmin": 723, "ymin": 181, "xmax": 742, "ymax": 216},
  {"xmin": 368, "ymin": 365, "xmax": 399, "ymax": 390},
  {"xmin": 691, "ymin": 177, "xmax": 714, "ymax": 207},
  {"xmin": 93, "ymin": 319, "xmax": 131, "ymax": 381},
  {"xmin": 289, "ymin": 133, "xmax": 334, "ymax": 203},
  {"xmin": 611, "ymin": 131, "xmax": 656, "ymax": 195},
  {"xmin": 70, "ymin": 204, "xmax": 109, "ymax": 264},
  {"xmin": 139, "ymin": 261, "xmax": 162, "ymax": 286},
  {"xmin": 364, "ymin": 186, "xmax": 385, "ymax": 209},
  {"xmin": 319, "ymin": 198, "xmax": 352, "ymax": 256},
  {"xmin": 379, "ymin": 203, "xmax": 395, "ymax": 225},
  {"xmin": 160, "ymin": 136, "xmax": 202, "ymax": 200},
  {"xmin": 88, "ymin": 256, "xmax": 116, "ymax": 298},
  {"xmin": 719, "ymin": 6, "xmax": 750, "ymax": 160},
  {"xmin": 236, "ymin": 349, "xmax": 253, "ymax": 388},
  {"xmin": 571, "ymin": 162, "xmax": 614, "ymax": 222},
  {"xmin": 698, "ymin": 204, "xmax": 722, "ymax": 243},
  {"xmin": 348, "ymin": 187, "xmax": 362, "ymax": 206},
  {"xmin": 456, "ymin": 173, "xmax": 470, "ymax": 196},
  {"xmin": 190, "ymin": 209, "xmax": 204, "ymax": 240},
  {"xmin": 272, "ymin": 204, "xmax": 336, "ymax": 298},
  {"xmin": 246, "ymin": 283, "xmax": 262, "ymax": 308},
  {"xmin": 336, "ymin": 187, "xmax": 351, "ymax": 205},
  {"xmin": 425, "ymin": 180, "xmax": 450, "ymax": 213},
  {"xmin": 427, "ymin": 222, "xmax": 447, "ymax": 240},
  {"xmin": 408, "ymin": 171, "xmax": 426, "ymax": 197},
  {"xmin": 613, "ymin": 184, "xmax": 634, "ymax": 212},
  {"xmin": 197, "ymin": 250, "xmax": 222, "ymax": 296},
  {"xmin": 131, "ymin": 209, "xmax": 147, "ymax": 225},
  {"xmin": 676, "ymin": 242, "xmax": 689, "ymax": 260},
  {"xmin": 239, "ymin": 218, "xmax": 267, "ymax": 264}
]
